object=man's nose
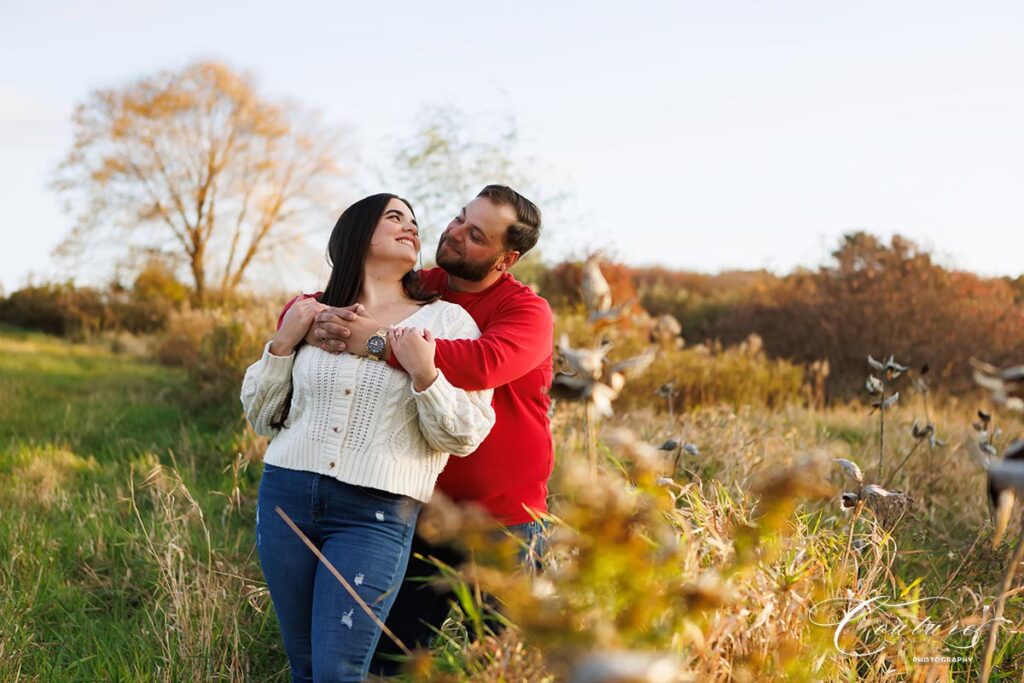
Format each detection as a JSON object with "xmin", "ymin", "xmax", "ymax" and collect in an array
[{"xmin": 446, "ymin": 225, "xmax": 465, "ymax": 242}]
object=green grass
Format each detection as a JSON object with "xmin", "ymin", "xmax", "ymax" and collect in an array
[
  {"xmin": 0, "ymin": 329, "xmax": 228, "ymax": 461},
  {"xmin": 0, "ymin": 328, "xmax": 283, "ymax": 681}
]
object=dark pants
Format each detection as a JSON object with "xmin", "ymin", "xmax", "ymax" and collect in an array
[
  {"xmin": 256, "ymin": 464, "xmax": 422, "ymax": 683},
  {"xmin": 368, "ymin": 520, "xmax": 546, "ymax": 677}
]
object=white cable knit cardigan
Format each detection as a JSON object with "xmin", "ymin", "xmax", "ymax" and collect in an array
[{"xmin": 240, "ymin": 301, "xmax": 496, "ymax": 502}]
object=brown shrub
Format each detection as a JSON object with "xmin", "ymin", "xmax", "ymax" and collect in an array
[
  {"xmin": 0, "ymin": 282, "xmax": 113, "ymax": 338},
  {"xmin": 152, "ymin": 306, "xmax": 217, "ymax": 368},
  {"xmin": 631, "ymin": 267, "xmax": 778, "ymax": 340},
  {"xmin": 0, "ymin": 263, "xmax": 188, "ymax": 337},
  {"xmin": 708, "ymin": 232, "xmax": 1024, "ymax": 397},
  {"xmin": 153, "ymin": 302, "xmax": 277, "ymax": 410}
]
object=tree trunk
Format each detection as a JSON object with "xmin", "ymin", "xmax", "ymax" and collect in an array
[{"xmin": 190, "ymin": 242, "xmax": 207, "ymax": 306}]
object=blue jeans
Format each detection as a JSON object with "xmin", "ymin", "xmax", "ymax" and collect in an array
[
  {"xmin": 256, "ymin": 464, "xmax": 422, "ymax": 683},
  {"xmin": 507, "ymin": 520, "xmax": 547, "ymax": 574}
]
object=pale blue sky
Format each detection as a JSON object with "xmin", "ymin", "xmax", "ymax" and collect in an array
[{"xmin": 2, "ymin": 1, "xmax": 1022, "ymax": 293}]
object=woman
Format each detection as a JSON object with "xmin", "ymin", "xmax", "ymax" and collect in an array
[{"xmin": 241, "ymin": 194, "xmax": 495, "ymax": 682}]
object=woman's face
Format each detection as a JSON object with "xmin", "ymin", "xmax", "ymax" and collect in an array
[{"xmin": 367, "ymin": 198, "xmax": 420, "ymax": 269}]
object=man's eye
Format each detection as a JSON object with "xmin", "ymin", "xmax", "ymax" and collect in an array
[{"xmin": 454, "ymin": 215, "xmax": 464, "ymax": 223}]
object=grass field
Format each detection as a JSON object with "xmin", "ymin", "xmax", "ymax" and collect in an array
[
  {"xmin": 0, "ymin": 328, "xmax": 284, "ymax": 681},
  {"xmin": 3, "ymin": 326, "xmax": 1024, "ymax": 680}
]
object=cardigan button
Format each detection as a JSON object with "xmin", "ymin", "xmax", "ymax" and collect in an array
[
  {"xmin": 328, "ymin": 462, "xmax": 335, "ymax": 468},
  {"xmin": 332, "ymin": 426, "xmax": 340, "ymax": 433},
  {"xmin": 343, "ymin": 388, "xmax": 352, "ymax": 395}
]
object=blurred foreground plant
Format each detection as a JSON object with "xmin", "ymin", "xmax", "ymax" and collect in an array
[{"xmin": 409, "ymin": 428, "xmax": 844, "ymax": 681}]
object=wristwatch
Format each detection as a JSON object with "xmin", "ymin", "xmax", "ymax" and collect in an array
[{"xmin": 365, "ymin": 327, "xmax": 389, "ymax": 361}]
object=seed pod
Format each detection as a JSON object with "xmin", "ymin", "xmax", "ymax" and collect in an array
[
  {"xmin": 871, "ymin": 392, "xmax": 900, "ymax": 410},
  {"xmin": 656, "ymin": 380, "xmax": 676, "ymax": 397},
  {"xmin": 911, "ymin": 420, "xmax": 934, "ymax": 440},
  {"xmin": 988, "ymin": 440, "xmax": 1024, "ymax": 547},
  {"xmin": 862, "ymin": 484, "xmax": 892, "ymax": 497},
  {"xmin": 884, "ymin": 356, "xmax": 909, "ymax": 378},
  {"xmin": 834, "ymin": 458, "xmax": 864, "ymax": 484}
]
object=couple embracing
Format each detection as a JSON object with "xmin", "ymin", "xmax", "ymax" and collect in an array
[{"xmin": 241, "ymin": 185, "xmax": 554, "ymax": 682}]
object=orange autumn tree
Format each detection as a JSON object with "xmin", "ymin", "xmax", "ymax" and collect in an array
[{"xmin": 54, "ymin": 61, "xmax": 345, "ymax": 304}]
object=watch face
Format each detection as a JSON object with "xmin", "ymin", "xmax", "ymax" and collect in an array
[{"xmin": 367, "ymin": 335, "xmax": 386, "ymax": 356}]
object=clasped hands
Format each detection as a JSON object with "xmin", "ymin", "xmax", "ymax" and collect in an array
[{"xmin": 292, "ymin": 303, "xmax": 438, "ymax": 391}]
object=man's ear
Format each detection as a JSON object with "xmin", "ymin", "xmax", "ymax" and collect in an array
[{"xmin": 497, "ymin": 250, "xmax": 521, "ymax": 272}]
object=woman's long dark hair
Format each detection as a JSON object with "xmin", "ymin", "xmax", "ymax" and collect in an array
[
  {"xmin": 271, "ymin": 193, "xmax": 438, "ymax": 429},
  {"xmin": 320, "ymin": 193, "xmax": 438, "ymax": 307}
]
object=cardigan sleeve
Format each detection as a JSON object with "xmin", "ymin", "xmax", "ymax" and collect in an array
[
  {"xmin": 401, "ymin": 294, "xmax": 553, "ymax": 391},
  {"xmin": 240, "ymin": 342, "xmax": 296, "ymax": 437},
  {"xmin": 410, "ymin": 305, "xmax": 495, "ymax": 456}
]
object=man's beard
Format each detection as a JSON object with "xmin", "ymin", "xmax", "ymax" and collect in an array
[{"xmin": 436, "ymin": 236, "xmax": 500, "ymax": 282}]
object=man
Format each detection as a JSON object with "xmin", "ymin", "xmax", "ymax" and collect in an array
[{"xmin": 303, "ymin": 185, "xmax": 553, "ymax": 675}]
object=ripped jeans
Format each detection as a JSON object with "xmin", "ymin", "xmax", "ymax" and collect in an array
[{"xmin": 256, "ymin": 464, "xmax": 421, "ymax": 683}]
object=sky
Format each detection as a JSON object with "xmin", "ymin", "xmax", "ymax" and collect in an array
[{"xmin": 2, "ymin": 1, "xmax": 1023, "ymax": 293}]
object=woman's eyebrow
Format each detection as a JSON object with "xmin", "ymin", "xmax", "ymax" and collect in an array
[{"xmin": 385, "ymin": 207, "xmax": 417, "ymax": 227}]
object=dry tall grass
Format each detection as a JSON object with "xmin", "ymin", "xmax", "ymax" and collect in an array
[
  {"xmin": 395, "ymin": 398, "xmax": 1023, "ymax": 681},
  {"xmin": 124, "ymin": 460, "xmax": 274, "ymax": 681}
]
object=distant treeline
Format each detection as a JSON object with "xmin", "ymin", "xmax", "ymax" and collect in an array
[{"xmin": 5, "ymin": 232, "xmax": 1023, "ymax": 399}]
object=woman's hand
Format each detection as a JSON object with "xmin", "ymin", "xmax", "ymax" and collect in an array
[
  {"xmin": 271, "ymin": 295, "xmax": 326, "ymax": 356},
  {"xmin": 389, "ymin": 327, "xmax": 438, "ymax": 391}
]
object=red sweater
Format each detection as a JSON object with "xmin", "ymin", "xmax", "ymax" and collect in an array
[
  {"xmin": 277, "ymin": 270, "xmax": 554, "ymax": 525},
  {"xmin": 412, "ymin": 269, "xmax": 554, "ymax": 524}
]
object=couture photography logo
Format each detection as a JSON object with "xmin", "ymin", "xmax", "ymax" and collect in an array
[{"xmin": 809, "ymin": 595, "xmax": 1013, "ymax": 659}]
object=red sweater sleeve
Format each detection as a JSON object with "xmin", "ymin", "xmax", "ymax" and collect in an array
[
  {"xmin": 429, "ymin": 296, "xmax": 553, "ymax": 391},
  {"xmin": 276, "ymin": 292, "xmax": 323, "ymax": 331}
]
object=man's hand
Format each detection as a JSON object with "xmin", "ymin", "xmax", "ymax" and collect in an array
[
  {"xmin": 272, "ymin": 296, "xmax": 327, "ymax": 356},
  {"xmin": 390, "ymin": 327, "xmax": 438, "ymax": 391},
  {"xmin": 308, "ymin": 304, "xmax": 384, "ymax": 357}
]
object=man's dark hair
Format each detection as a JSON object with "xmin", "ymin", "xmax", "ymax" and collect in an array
[{"xmin": 476, "ymin": 185, "xmax": 542, "ymax": 255}]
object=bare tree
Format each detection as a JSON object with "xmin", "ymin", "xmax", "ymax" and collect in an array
[
  {"xmin": 388, "ymin": 106, "xmax": 553, "ymax": 244},
  {"xmin": 53, "ymin": 61, "xmax": 345, "ymax": 303}
]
